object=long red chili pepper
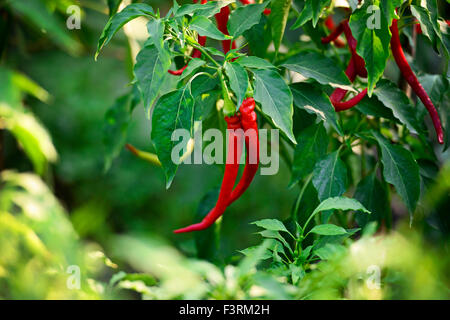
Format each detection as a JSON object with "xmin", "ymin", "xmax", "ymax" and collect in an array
[
  {"xmin": 168, "ymin": 0, "xmax": 208, "ymax": 76},
  {"xmin": 227, "ymin": 98, "xmax": 259, "ymax": 205},
  {"xmin": 323, "ymin": 16, "xmax": 345, "ymax": 48},
  {"xmin": 174, "ymin": 115, "xmax": 244, "ymax": 233},
  {"xmin": 342, "ymin": 20, "xmax": 367, "ymax": 78},
  {"xmin": 214, "ymin": 5, "xmax": 236, "ymax": 54},
  {"xmin": 390, "ymin": 19, "xmax": 444, "ymax": 144}
]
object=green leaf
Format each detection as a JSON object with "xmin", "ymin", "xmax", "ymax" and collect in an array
[
  {"xmin": 312, "ymin": 197, "xmax": 371, "ymax": 217},
  {"xmin": 310, "ymin": 224, "xmax": 348, "ymax": 236},
  {"xmin": 10, "ymin": 0, "xmax": 81, "ymax": 55},
  {"xmin": 190, "ymin": 16, "xmax": 231, "ymax": 40},
  {"xmin": 0, "ymin": 103, "xmax": 57, "ymax": 176},
  {"xmin": 270, "ymin": 0, "xmax": 291, "ymax": 54},
  {"xmin": 252, "ymin": 69, "xmax": 296, "ymax": 144},
  {"xmin": 314, "ymin": 243, "xmax": 346, "ymax": 260},
  {"xmin": 96, "ymin": 3, "xmax": 154, "ymax": 59},
  {"xmin": 282, "ymin": 52, "xmax": 352, "ymax": 90},
  {"xmin": 103, "ymin": 87, "xmax": 141, "ymax": 172},
  {"xmin": 224, "ymin": 62, "xmax": 248, "ymax": 108},
  {"xmin": 354, "ymin": 172, "xmax": 390, "ymax": 227},
  {"xmin": 355, "ymin": 95, "xmax": 397, "ymax": 122},
  {"xmin": 175, "ymin": 0, "xmax": 234, "ymax": 18},
  {"xmin": 312, "ymin": 151, "xmax": 348, "ymax": 201},
  {"xmin": 258, "ymin": 230, "xmax": 291, "ymax": 252},
  {"xmin": 178, "ymin": 58, "xmax": 206, "ymax": 81},
  {"xmin": 290, "ymin": 264, "xmax": 305, "ymax": 285},
  {"xmin": 373, "ymin": 79, "xmax": 425, "ymax": 135},
  {"xmin": 228, "ymin": 2, "xmax": 269, "ymax": 38},
  {"xmin": 290, "ymin": 122, "xmax": 329, "ymax": 185},
  {"xmin": 235, "ymin": 56, "xmax": 277, "ymax": 69},
  {"xmin": 291, "ymin": 82, "xmax": 343, "ymax": 136},
  {"xmin": 371, "ymin": 131, "xmax": 420, "ymax": 213},
  {"xmin": 291, "ymin": 0, "xmax": 331, "ymax": 29},
  {"xmin": 349, "ymin": 1, "xmax": 391, "ymax": 95},
  {"xmin": 411, "ymin": 5, "xmax": 438, "ymax": 51},
  {"xmin": 252, "ymin": 219, "xmax": 289, "ymax": 233},
  {"xmin": 134, "ymin": 44, "xmax": 171, "ymax": 116},
  {"xmin": 380, "ymin": 0, "xmax": 401, "ymax": 24},
  {"xmin": 151, "ymin": 86, "xmax": 196, "ymax": 189}
]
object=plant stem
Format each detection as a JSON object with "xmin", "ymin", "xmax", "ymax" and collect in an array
[{"xmin": 292, "ymin": 174, "xmax": 313, "ymax": 223}]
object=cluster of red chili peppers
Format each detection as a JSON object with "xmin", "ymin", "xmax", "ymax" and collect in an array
[
  {"xmin": 174, "ymin": 0, "xmax": 264, "ymax": 233},
  {"xmin": 175, "ymin": 98, "xmax": 260, "ymax": 233},
  {"xmin": 322, "ymin": 13, "xmax": 444, "ymax": 144}
]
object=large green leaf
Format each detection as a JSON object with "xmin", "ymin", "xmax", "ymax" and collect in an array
[
  {"xmin": 411, "ymin": 5, "xmax": 438, "ymax": 51},
  {"xmin": 355, "ymin": 96, "xmax": 397, "ymax": 122},
  {"xmin": 224, "ymin": 62, "xmax": 248, "ymax": 108},
  {"xmin": 151, "ymin": 86, "xmax": 196, "ymax": 189},
  {"xmin": 312, "ymin": 151, "xmax": 348, "ymax": 201},
  {"xmin": 310, "ymin": 224, "xmax": 348, "ymax": 236},
  {"xmin": 174, "ymin": 0, "xmax": 234, "ymax": 18},
  {"xmin": 290, "ymin": 122, "xmax": 329, "ymax": 186},
  {"xmin": 291, "ymin": 0, "xmax": 331, "ymax": 29},
  {"xmin": 349, "ymin": 1, "xmax": 391, "ymax": 96},
  {"xmin": 190, "ymin": 16, "xmax": 231, "ymax": 40},
  {"xmin": 228, "ymin": 2, "xmax": 269, "ymax": 38},
  {"xmin": 373, "ymin": 80, "xmax": 425, "ymax": 135},
  {"xmin": 235, "ymin": 56, "xmax": 277, "ymax": 69},
  {"xmin": 252, "ymin": 69, "xmax": 296, "ymax": 144},
  {"xmin": 372, "ymin": 131, "xmax": 421, "ymax": 213},
  {"xmin": 134, "ymin": 44, "xmax": 171, "ymax": 116},
  {"xmin": 96, "ymin": 3, "xmax": 155, "ymax": 58},
  {"xmin": 251, "ymin": 219, "xmax": 289, "ymax": 233},
  {"xmin": 312, "ymin": 197, "xmax": 371, "ymax": 216},
  {"xmin": 103, "ymin": 87, "xmax": 141, "ymax": 172},
  {"xmin": 354, "ymin": 172, "xmax": 390, "ymax": 227},
  {"xmin": 269, "ymin": 0, "xmax": 292, "ymax": 54},
  {"xmin": 282, "ymin": 52, "xmax": 352, "ymax": 90},
  {"xmin": 291, "ymin": 83, "xmax": 342, "ymax": 135}
]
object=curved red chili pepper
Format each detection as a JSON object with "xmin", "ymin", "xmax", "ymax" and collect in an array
[
  {"xmin": 342, "ymin": 20, "xmax": 367, "ymax": 78},
  {"xmin": 227, "ymin": 98, "xmax": 259, "ymax": 205},
  {"xmin": 168, "ymin": 0, "xmax": 208, "ymax": 76},
  {"xmin": 174, "ymin": 115, "xmax": 244, "ymax": 233},
  {"xmin": 390, "ymin": 19, "xmax": 444, "ymax": 144},
  {"xmin": 330, "ymin": 57, "xmax": 368, "ymax": 111},
  {"xmin": 322, "ymin": 16, "xmax": 346, "ymax": 48}
]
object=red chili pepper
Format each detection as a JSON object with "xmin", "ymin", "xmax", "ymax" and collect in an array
[
  {"xmin": 168, "ymin": 0, "xmax": 208, "ymax": 76},
  {"xmin": 322, "ymin": 16, "xmax": 345, "ymax": 48},
  {"xmin": 227, "ymin": 98, "xmax": 259, "ymax": 205},
  {"xmin": 214, "ymin": 5, "xmax": 236, "ymax": 54},
  {"xmin": 329, "ymin": 57, "xmax": 368, "ymax": 112},
  {"xmin": 390, "ymin": 19, "xmax": 444, "ymax": 144},
  {"xmin": 342, "ymin": 20, "xmax": 367, "ymax": 78},
  {"xmin": 174, "ymin": 115, "xmax": 244, "ymax": 233}
]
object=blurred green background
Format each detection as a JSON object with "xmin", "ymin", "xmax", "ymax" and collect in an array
[{"xmin": 0, "ymin": 0, "xmax": 449, "ymax": 299}]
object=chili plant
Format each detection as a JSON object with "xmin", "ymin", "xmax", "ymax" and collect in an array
[{"xmin": 97, "ymin": 0, "xmax": 449, "ymax": 278}]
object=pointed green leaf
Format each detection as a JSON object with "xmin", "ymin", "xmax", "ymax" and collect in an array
[
  {"xmin": 134, "ymin": 44, "xmax": 171, "ymax": 115},
  {"xmin": 96, "ymin": 3, "xmax": 154, "ymax": 58},
  {"xmin": 282, "ymin": 52, "xmax": 352, "ymax": 90},
  {"xmin": 270, "ymin": 0, "xmax": 291, "ymax": 54},
  {"xmin": 291, "ymin": 83, "xmax": 343, "ymax": 136},
  {"xmin": 252, "ymin": 69, "xmax": 295, "ymax": 144},
  {"xmin": 224, "ymin": 62, "xmax": 248, "ymax": 108},
  {"xmin": 312, "ymin": 151, "xmax": 348, "ymax": 201},
  {"xmin": 228, "ymin": 2, "xmax": 269, "ymax": 38},
  {"xmin": 190, "ymin": 16, "xmax": 231, "ymax": 40},
  {"xmin": 371, "ymin": 131, "xmax": 420, "ymax": 213},
  {"xmin": 291, "ymin": 122, "xmax": 329, "ymax": 185},
  {"xmin": 310, "ymin": 224, "xmax": 348, "ymax": 236}
]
